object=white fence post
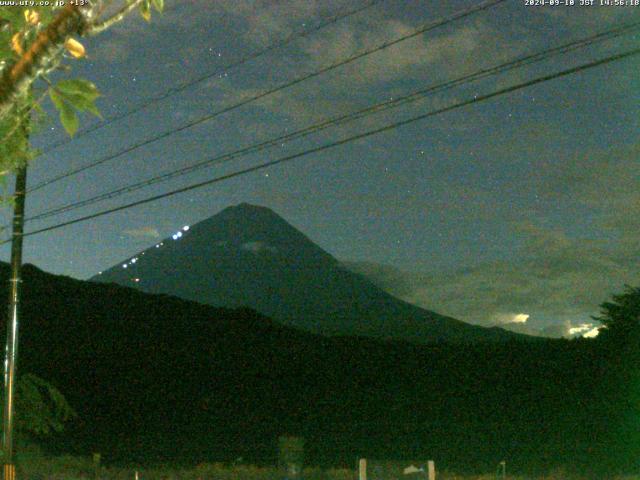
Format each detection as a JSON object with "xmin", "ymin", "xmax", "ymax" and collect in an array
[
  {"xmin": 427, "ymin": 461, "xmax": 435, "ymax": 480},
  {"xmin": 359, "ymin": 458, "xmax": 367, "ymax": 480}
]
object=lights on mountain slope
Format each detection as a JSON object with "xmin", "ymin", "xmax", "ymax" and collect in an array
[{"xmin": 120, "ymin": 225, "xmax": 189, "ymax": 273}]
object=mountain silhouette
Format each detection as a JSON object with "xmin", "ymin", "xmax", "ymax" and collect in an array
[{"xmin": 92, "ymin": 203, "xmax": 525, "ymax": 343}]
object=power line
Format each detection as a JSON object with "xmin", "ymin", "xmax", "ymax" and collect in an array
[
  {"xmin": 26, "ymin": 22, "xmax": 638, "ymax": 222},
  {"xmin": 28, "ymin": 0, "xmax": 507, "ymax": 194},
  {"xmin": 7, "ymin": 46, "xmax": 638, "ymax": 245},
  {"xmin": 37, "ymin": 0, "xmax": 384, "ymax": 155},
  {"xmin": 23, "ymin": 21, "xmax": 640, "ymax": 224}
]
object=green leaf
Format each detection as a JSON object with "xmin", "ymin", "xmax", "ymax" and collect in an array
[
  {"xmin": 52, "ymin": 79, "xmax": 102, "ymax": 120},
  {"xmin": 48, "ymin": 88, "xmax": 64, "ymax": 111},
  {"xmin": 58, "ymin": 102, "xmax": 79, "ymax": 137},
  {"xmin": 55, "ymin": 79, "xmax": 100, "ymax": 102},
  {"xmin": 0, "ymin": 9, "xmax": 23, "ymax": 27},
  {"xmin": 49, "ymin": 89, "xmax": 79, "ymax": 137},
  {"xmin": 59, "ymin": 92, "xmax": 101, "ymax": 118},
  {"xmin": 151, "ymin": 0, "xmax": 164, "ymax": 13},
  {"xmin": 139, "ymin": 0, "xmax": 151, "ymax": 21}
]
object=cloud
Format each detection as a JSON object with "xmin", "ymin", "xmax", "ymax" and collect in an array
[
  {"xmin": 240, "ymin": 1, "xmax": 321, "ymax": 47},
  {"xmin": 308, "ymin": 21, "xmax": 489, "ymax": 85},
  {"xmin": 197, "ymin": 4, "xmax": 529, "ymax": 130},
  {"xmin": 340, "ymin": 140, "xmax": 640, "ymax": 338},
  {"xmin": 344, "ymin": 217, "xmax": 638, "ymax": 338},
  {"xmin": 501, "ymin": 319, "xmax": 600, "ymax": 339},
  {"xmin": 92, "ymin": 37, "xmax": 131, "ymax": 63},
  {"xmin": 123, "ymin": 226, "xmax": 160, "ymax": 239},
  {"xmin": 240, "ymin": 241, "xmax": 278, "ymax": 254},
  {"xmin": 494, "ymin": 313, "xmax": 529, "ymax": 324},
  {"xmin": 539, "ymin": 143, "xmax": 640, "ymax": 239}
]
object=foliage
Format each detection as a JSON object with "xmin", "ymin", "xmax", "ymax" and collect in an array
[
  {"xmin": 138, "ymin": 0, "xmax": 164, "ymax": 23},
  {"xmin": 593, "ymin": 285, "xmax": 640, "ymax": 340},
  {"xmin": 0, "ymin": 92, "xmax": 32, "ymax": 174},
  {"xmin": 9, "ymin": 458, "xmax": 640, "ymax": 480},
  {"xmin": 48, "ymin": 78, "xmax": 101, "ymax": 136},
  {"xmin": 14, "ymin": 373, "xmax": 76, "ymax": 436},
  {"xmin": 0, "ymin": 0, "xmax": 164, "ymax": 175},
  {"xmin": 589, "ymin": 286, "xmax": 640, "ymax": 474},
  {"xmin": 0, "ymin": 373, "xmax": 76, "ymax": 438}
]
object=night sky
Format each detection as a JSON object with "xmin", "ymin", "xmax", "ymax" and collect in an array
[{"xmin": 1, "ymin": 0, "xmax": 638, "ymax": 337}]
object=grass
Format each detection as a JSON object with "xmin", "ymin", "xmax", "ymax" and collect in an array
[{"xmin": 13, "ymin": 455, "xmax": 640, "ymax": 480}]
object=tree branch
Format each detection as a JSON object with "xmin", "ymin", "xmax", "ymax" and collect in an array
[
  {"xmin": 85, "ymin": 0, "xmax": 144, "ymax": 36},
  {"xmin": 0, "ymin": 4, "xmax": 89, "ymax": 120},
  {"xmin": 0, "ymin": 89, "xmax": 47, "ymax": 147}
]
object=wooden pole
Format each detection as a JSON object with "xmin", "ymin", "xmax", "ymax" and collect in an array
[{"xmin": 2, "ymin": 164, "xmax": 27, "ymax": 479}]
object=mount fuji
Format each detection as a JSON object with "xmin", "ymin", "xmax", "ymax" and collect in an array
[{"xmin": 92, "ymin": 203, "xmax": 525, "ymax": 344}]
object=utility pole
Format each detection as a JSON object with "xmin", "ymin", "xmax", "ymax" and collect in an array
[{"xmin": 2, "ymin": 163, "xmax": 27, "ymax": 480}]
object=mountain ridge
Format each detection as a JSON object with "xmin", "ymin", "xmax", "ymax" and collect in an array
[
  {"xmin": 92, "ymin": 203, "xmax": 529, "ymax": 344},
  {"xmin": 0, "ymin": 262, "xmax": 625, "ymax": 473}
]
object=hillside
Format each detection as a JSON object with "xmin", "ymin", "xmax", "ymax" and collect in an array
[{"xmin": 0, "ymin": 263, "xmax": 630, "ymax": 474}]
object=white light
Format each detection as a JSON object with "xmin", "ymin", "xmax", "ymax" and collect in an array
[
  {"xmin": 98, "ymin": 271, "xmax": 102, "ymax": 275},
  {"xmin": 177, "ymin": 231, "xmax": 183, "ymax": 238},
  {"xmin": 155, "ymin": 244, "xmax": 160, "ymax": 248},
  {"xmin": 568, "ymin": 323, "xmax": 592, "ymax": 335},
  {"xmin": 172, "ymin": 234, "xmax": 178, "ymax": 240},
  {"xmin": 512, "ymin": 314, "xmax": 529, "ymax": 324},
  {"xmin": 134, "ymin": 278, "xmax": 140, "ymax": 283},
  {"xmin": 131, "ymin": 258, "xmax": 137, "ymax": 264},
  {"xmin": 183, "ymin": 225, "xmax": 189, "ymax": 231},
  {"xmin": 583, "ymin": 327, "xmax": 601, "ymax": 338},
  {"xmin": 122, "ymin": 264, "xmax": 127, "ymax": 269}
]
